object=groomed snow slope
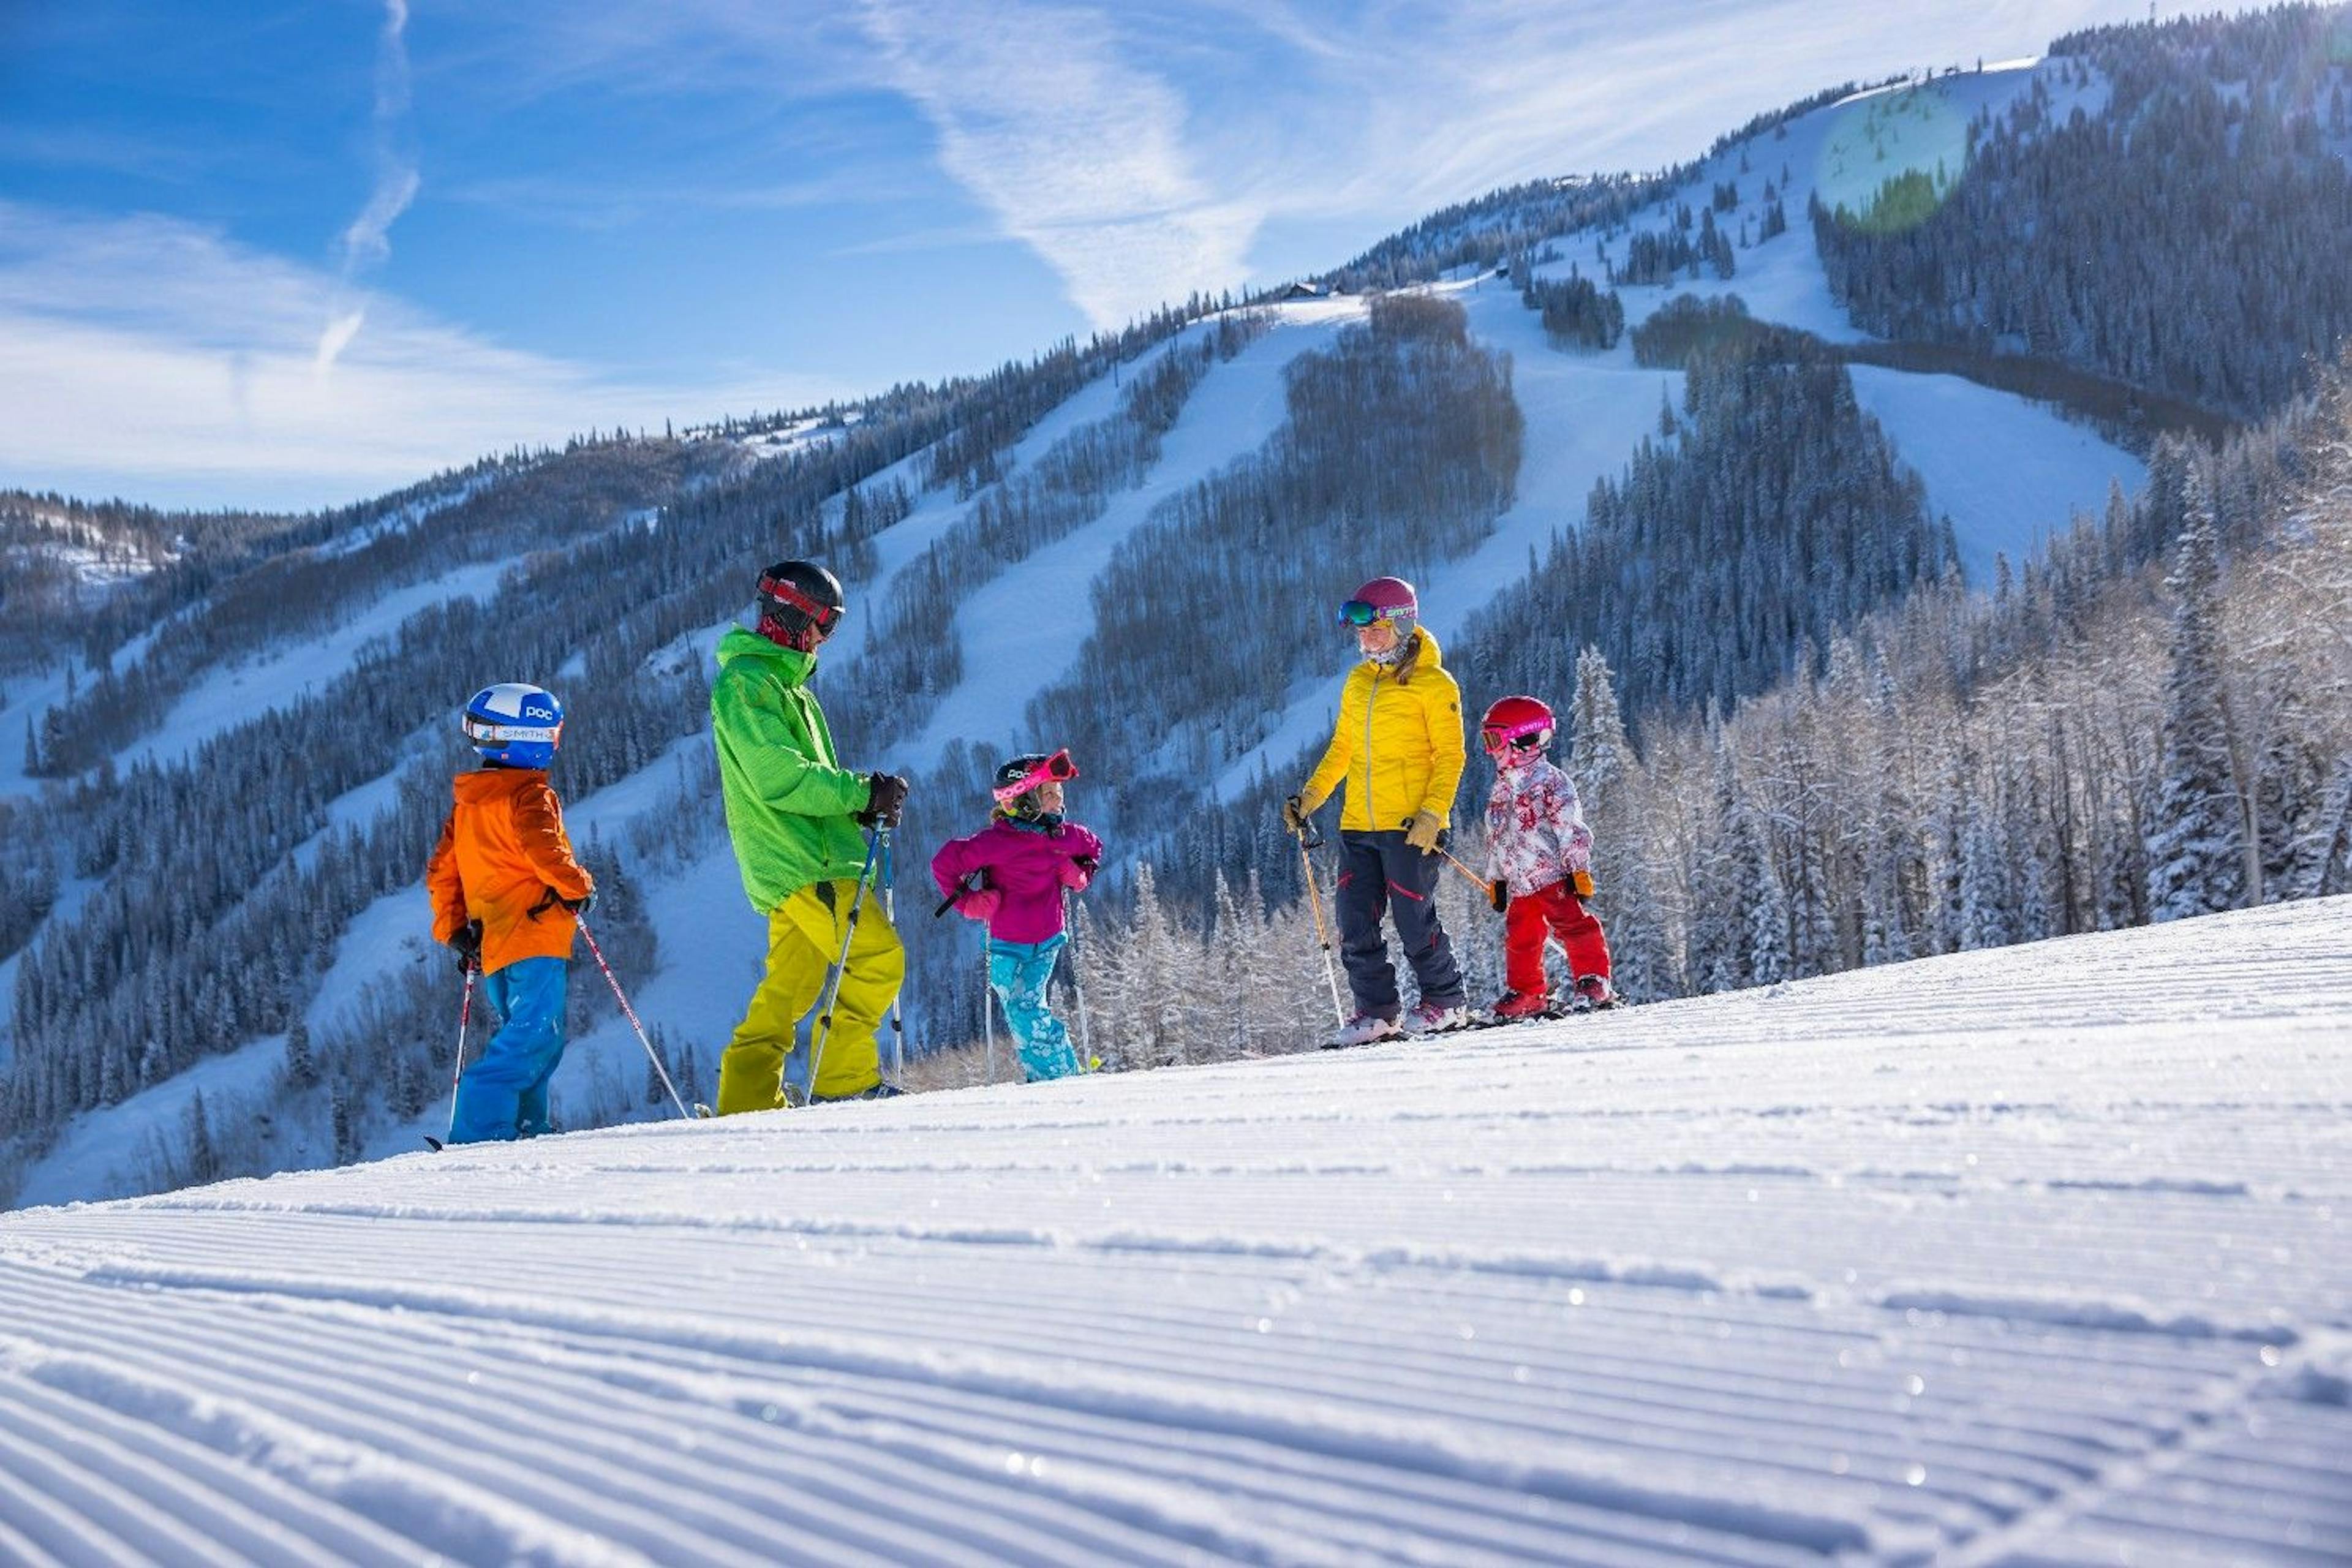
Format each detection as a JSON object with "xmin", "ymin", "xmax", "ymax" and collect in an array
[{"xmin": 3, "ymin": 899, "xmax": 2347, "ymax": 1566}]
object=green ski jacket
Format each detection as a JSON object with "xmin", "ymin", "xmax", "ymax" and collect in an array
[{"xmin": 710, "ymin": 627, "xmax": 874, "ymax": 913}]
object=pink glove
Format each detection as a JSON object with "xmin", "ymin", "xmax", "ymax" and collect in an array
[
  {"xmin": 1056, "ymin": 855, "xmax": 1095, "ymax": 891},
  {"xmin": 958, "ymin": 888, "xmax": 1002, "ymax": 921}
]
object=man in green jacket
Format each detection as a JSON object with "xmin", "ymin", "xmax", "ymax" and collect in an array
[{"xmin": 710, "ymin": 559, "xmax": 909, "ymax": 1112}]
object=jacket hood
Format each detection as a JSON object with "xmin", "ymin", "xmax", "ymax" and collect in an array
[{"xmin": 717, "ymin": 625, "xmax": 815, "ymax": 687}]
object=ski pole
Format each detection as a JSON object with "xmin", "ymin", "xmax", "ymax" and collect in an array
[
  {"xmin": 876, "ymin": 829, "xmax": 907, "ymax": 1083},
  {"xmin": 577, "ymin": 918, "xmax": 690, "ymax": 1120},
  {"xmin": 982, "ymin": 939, "xmax": 997, "ymax": 1086},
  {"xmin": 933, "ymin": 870, "xmax": 982, "ymax": 918},
  {"xmin": 445, "ymin": 965, "xmax": 476, "ymax": 1140},
  {"xmin": 1437, "ymin": 846, "xmax": 1494, "ymax": 899},
  {"xmin": 807, "ymin": 827, "xmax": 881, "ymax": 1102},
  {"xmin": 1063, "ymin": 888, "xmax": 1096, "ymax": 1072},
  {"xmin": 1293, "ymin": 823, "xmax": 1348, "ymax": 1026},
  {"xmin": 1403, "ymin": 818, "xmax": 1496, "ymax": 899}
]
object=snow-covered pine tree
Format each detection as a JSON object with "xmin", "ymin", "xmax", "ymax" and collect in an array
[{"xmin": 2145, "ymin": 505, "xmax": 2246, "ymax": 921}]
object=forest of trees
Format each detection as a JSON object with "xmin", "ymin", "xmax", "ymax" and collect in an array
[
  {"xmin": 1074, "ymin": 349, "xmax": 2352, "ymax": 1050},
  {"xmin": 0, "ymin": 296, "xmax": 1232, "ymax": 1202},
  {"xmin": 1814, "ymin": 6, "xmax": 2352, "ymax": 418}
]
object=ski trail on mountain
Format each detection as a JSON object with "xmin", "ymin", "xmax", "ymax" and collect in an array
[{"xmin": 897, "ymin": 300, "xmax": 1365, "ymax": 771}]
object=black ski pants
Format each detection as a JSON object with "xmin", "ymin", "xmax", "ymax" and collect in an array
[{"xmin": 1335, "ymin": 828, "xmax": 1466, "ymax": 1017}]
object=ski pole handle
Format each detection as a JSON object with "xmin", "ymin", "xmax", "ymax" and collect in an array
[{"xmin": 933, "ymin": 870, "xmax": 982, "ymax": 919}]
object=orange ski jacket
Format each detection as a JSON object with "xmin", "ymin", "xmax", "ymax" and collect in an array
[{"xmin": 424, "ymin": 768, "xmax": 594, "ymax": 975}]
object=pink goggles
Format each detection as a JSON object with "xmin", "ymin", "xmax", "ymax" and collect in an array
[
  {"xmin": 1480, "ymin": 717, "xmax": 1552, "ymax": 753},
  {"xmin": 991, "ymin": 748, "xmax": 1078, "ymax": 802}
]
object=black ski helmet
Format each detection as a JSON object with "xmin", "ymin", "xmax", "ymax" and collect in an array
[{"xmin": 755, "ymin": 560, "xmax": 845, "ymax": 652}]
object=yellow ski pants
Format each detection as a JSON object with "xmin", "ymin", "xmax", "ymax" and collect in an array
[{"xmin": 715, "ymin": 878, "xmax": 903, "ymax": 1114}]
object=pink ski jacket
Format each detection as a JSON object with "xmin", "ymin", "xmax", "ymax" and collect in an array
[
  {"xmin": 930, "ymin": 818, "xmax": 1104, "ymax": 945},
  {"xmin": 1483, "ymin": 757, "xmax": 1593, "ymax": 896}
]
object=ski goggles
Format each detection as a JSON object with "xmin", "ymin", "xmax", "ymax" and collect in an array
[
  {"xmin": 1338, "ymin": 598, "xmax": 1404, "ymax": 628},
  {"xmin": 1480, "ymin": 719, "xmax": 1551, "ymax": 753},
  {"xmin": 758, "ymin": 574, "xmax": 843, "ymax": 633},
  {"xmin": 991, "ymin": 748, "xmax": 1079, "ymax": 802},
  {"xmin": 464, "ymin": 715, "xmax": 562, "ymax": 747}
]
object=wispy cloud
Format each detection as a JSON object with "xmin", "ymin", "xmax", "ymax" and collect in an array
[
  {"xmin": 836, "ymin": 0, "xmax": 2208, "ymax": 317},
  {"xmin": 318, "ymin": 0, "xmax": 420, "ymax": 370},
  {"xmin": 0, "ymin": 201, "xmax": 842, "ymax": 510},
  {"xmin": 857, "ymin": 0, "xmax": 1255, "ymax": 330}
]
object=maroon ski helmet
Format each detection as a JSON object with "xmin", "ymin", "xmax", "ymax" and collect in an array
[{"xmin": 1338, "ymin": 576, "xmax": 1419, "ymax": 632}]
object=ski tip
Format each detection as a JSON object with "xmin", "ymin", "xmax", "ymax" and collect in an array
[{"xmin": 421, "ymin": 1135, "xmax": 444, "ymax": 1152}]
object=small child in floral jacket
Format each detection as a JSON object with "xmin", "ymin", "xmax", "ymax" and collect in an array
[{"xmin": 1479, "ymin": 696, "xmax": 1615, "ymax": 1017}]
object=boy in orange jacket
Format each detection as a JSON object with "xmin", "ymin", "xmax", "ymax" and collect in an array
[{"xmin": 425, "ymin": 683, "xmax": 595, "ymax": 1144}]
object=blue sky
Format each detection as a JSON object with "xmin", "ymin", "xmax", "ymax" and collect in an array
[{"xmin": 1, "ymin": 0, "xmax": 2199, "ymax": 510}]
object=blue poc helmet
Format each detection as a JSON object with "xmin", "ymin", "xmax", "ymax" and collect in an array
[{"xmin": 462, "ymin": 682, "xmax": 564, "ymax": 769}]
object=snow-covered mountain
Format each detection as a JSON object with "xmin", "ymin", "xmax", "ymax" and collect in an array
[
  {"xmin": 5, "ymin": 12, "xmax": 2351, "ymax": 1210},
  {"xmin": 2, "ymin": 895, "xmax": 2345, "ymax": 1564}
]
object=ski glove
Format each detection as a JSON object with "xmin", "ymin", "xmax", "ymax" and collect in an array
[
  {"xmin": 957, "ymin": 887, "xmax": 1003, "ymax": 921},
  {"xmin": 1489, "ymin": 877, "xmax": 1509, "ymax": 914},
  {"xmin": 1571, "ymin": 869, "xmax": 1595, "ymax": 899},
  {"xmin": 559, "ymin": 889, "xmax": 596, "ymax": 917},
  {"xmin": 1280, "ymin": 794, "xmax": 1310, "ymax": 834},
  {"xmin": 857, "ymin": 772, "xmax": 910, "ymax": 829},
  {"xmin": 1403, "ymin": 810, "xmax": 1446, "ymax": 854},
  {"xmin": 1057, "ymin": 854, "xmax": 1095, "ymax": 891},
  {"xmin": 449, "ymin": 919, "xmax": 484, "ymax": 974}
]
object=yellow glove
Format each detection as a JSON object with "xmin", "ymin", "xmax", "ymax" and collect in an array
[
  {"xmin": 1572, "ymin": 869, "xmax": 1596, "ymax": 899},
  {"xmin": 1283, "ymin": 790, "xmax": 1327, "ymax": 835},
  {"xmin": 1403, "ymin": 810, "xmax": 1446, "ymax": 853}
]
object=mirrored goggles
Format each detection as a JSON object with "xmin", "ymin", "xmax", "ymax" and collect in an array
[
  {"xmin": 1481, "ymin": 722, "xmax": 1550, "ymax": 753},
  {"xmin": 1337, "ymin": 598, "xmax": 1387, "ymax": 628},
  {"xmin": 992, "ymin": 748, "xmax": 1079, "ymax": 802}
]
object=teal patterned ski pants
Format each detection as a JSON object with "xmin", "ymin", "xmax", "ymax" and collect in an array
[{"xmin": 989, "ymin": 934, "xmax": 1079, "ymax": 1082}]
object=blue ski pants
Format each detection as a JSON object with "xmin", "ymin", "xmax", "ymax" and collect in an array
[
  {"xmin": 989, "ymin": 935, "xmax": 1079, "ymax": 1082},
  {"xmin": 451, "ymin": 957, "xmax": 569, "ymax": 1144}
]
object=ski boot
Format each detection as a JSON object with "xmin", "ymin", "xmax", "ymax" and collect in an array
[
  {"xmin": 1490, "ymin": 990, "xmax": 1554, "ymax": 1022},
  {"xmin": 1570, "ymin": 974, "xmax": 1620, "ymax": 1012},
  {"xmin": 1402, "ymin": 1001, "xmax": 1473, "ymax": 1035},
  {"xmin": 813, "ymin": 1079, "xmax": 906, "ymax": 1104},
  {"xmin": 1327, "ymin": 1012, "xmax": 1403, "ymax": 1049}
]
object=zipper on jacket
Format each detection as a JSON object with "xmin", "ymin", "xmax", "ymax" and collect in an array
[{"xmin": 1362, "ymin": 668, "xmax": 1379, "ymax": 829}]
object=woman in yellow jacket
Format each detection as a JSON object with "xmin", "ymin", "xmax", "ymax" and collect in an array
[{"xmin": 1282, "ymin": 576, "xmax": 1471, "ymax": 1044}]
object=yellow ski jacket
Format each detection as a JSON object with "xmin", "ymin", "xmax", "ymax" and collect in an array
[{"xmin": 1300, "ymin": 630, "xmax": 1468, "ymax": 833}]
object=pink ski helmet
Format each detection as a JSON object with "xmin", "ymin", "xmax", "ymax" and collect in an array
[{"xmin": 1338, "ymin": 576, "xmax": 1418, "ymax": 634}]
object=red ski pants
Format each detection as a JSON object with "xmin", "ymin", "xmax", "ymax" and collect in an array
[{"xmin": 1504, "ymin": 881, "xmax": 1611, "ymax": 995}]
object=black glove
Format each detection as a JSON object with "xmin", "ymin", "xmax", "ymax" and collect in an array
[
  {"xmin": 560, "ymin": 889, "xmax": 596, "ymax": 916},
  {"xmin": 1489, "ymin": 878, "xmax": 1509, "ymax": 914},
  {"xmin": 857, "ymin": 771, "xmax": 909, "ymax": 828},
  {"xmin": 450, "ymin": 919, "xmax": 483, "ymax": 973},
  {"xmin": 1074, "ymin": 855, "xmax": 1100, "ymax": 875}
]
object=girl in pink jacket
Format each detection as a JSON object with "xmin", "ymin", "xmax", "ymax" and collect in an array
[{"xmin": 930, "ymin": 750, "xmax": 1102, "ymax": 1079}]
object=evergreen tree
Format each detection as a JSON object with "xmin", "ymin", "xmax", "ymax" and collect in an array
[
  {"xmin": 283, "ymin": 1014, "xmax": 317, "ymax": 1089},
  {"xmin": 2145, "ymin": 510, "xmax": 2246, "ymax": 921}
]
